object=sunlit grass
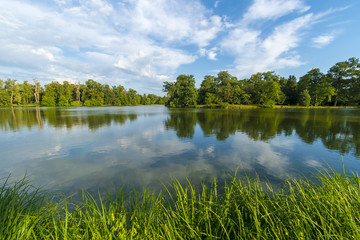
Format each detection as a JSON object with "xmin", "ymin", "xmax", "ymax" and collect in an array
[
  {"xmin": 1, "ymin": 168, "xmax": 360, "ymax": 239},
  {"xmin": 274, "ymin": 105, "xmax": 358, "ymax": 109}
]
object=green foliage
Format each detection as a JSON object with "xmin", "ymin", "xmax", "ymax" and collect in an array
[
  {"xmin": 41, "ymin": 95, "xmax": 56, "ymax": 106},
  {"xmin": 84, "ymin": 98, "xmax": 103, "ymax": 106},
  {"xmin": 126, "ymin": 89, "xmax": 141, "ymax": 105},
  {"xmin": 163, "ymin": 74, "xmax": 198, "ymax": 107},
  {"xmin": 20, "ymin": 81, "xmax": 34, "ymax": 104},
  {"xmin": 198, "ymin": 72, "xmax": 248, "ymax": 105},
  {"xmin": 70, "ymin": 101, "xmax": 83, "ymax": 106},
  {"xmin": 299, "ymin": 89, "xmax": 311, "ymax": 106},
  {"xmin": 0, "ymin": 90, "xmax": 11, "ymax": 106},
  {"xmin": 218, "ymin": 102, "xmax": 229, "ymax": 109},
  {"xmin": 248, "ymin": 72, "xmax": 284, "ymax": 108},
  {"xmin": 58, "ymin": 94, "xmax": 70, "ymax": 106},
  {"xmin": 328, "ymin": 57, "xmax": 360, "ymax": 106},
  {"xmin": 3, "ymin": 168, "xmax": 360, "ymax": 239},
  {"xmin": 280, "ymin": 75, "xmax": 298, "ymax": 105},
  {"xmin": 216, "ymin": 71, "xmax": 238, "ymax": 103},
  {"xmin": 103, "ymin": 84, "xmax": 115, "ymax": 105},
  {"xmin": 198, "ymin": 75, "xmax": 217, "ymax": 104},
  {"xmin": 84, "ymin": 79, "xmax": 104, "ymax": 106},
  {"xmin": 1, "ymin": 79, "xmax": 165, "ymax": 108},
  {"xmin": 204, "ymin": 92, "xmax": 220, "ymax": 105},
  {"xmin": 298, "ymin": 68, "xmax": 335, "ymax": 106}
]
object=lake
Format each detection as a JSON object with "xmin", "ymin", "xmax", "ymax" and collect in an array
[{"xmin": 1, "ymin": 105, "xmax": 359, "ymax": 196}]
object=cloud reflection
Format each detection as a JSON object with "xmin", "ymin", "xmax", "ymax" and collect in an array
[{"xmin": 1, "ymin": 106, "xmax": 359, "ymax": 197}]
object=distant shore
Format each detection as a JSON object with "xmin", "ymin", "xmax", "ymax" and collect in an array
[{"xmin": 192, "ymin": 104, "xmax": 359, "ymax": 110}]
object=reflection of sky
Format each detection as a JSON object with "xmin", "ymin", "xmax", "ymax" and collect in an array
[{"xmin": 0, "ymin": 106, "xmax": 359, "ymax": 197}]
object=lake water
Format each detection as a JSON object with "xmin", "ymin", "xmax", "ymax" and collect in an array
[{"xmin": 1, "ymin": 105, "xmax": 359, "ymax": 195}]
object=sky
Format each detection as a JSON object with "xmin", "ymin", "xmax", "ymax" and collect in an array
[{"xmin": 0, "ymin": 0, "xmax": 359, "ymax": 95}]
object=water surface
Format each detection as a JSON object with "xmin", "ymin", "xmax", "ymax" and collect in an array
[{"xmin": 1, "ymin": 106, "xmax": 359, "ymax": 195}]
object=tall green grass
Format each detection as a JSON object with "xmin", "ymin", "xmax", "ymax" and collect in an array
[{"xmin": 1, "ymin": 168, "xmax": 360, "ymax": 239}]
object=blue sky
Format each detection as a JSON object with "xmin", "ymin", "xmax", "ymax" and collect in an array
[{"xmin": 0, "ymin": 0, "xmax": 359, "ymax": 95}]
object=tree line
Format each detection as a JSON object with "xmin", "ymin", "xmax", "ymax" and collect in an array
[
  {"xmin": 163, "ymin": 57, "xmax": 360, "ymax": 108},
  {"xmin": 0, "ymin": 79, "xmax": 166, "ymax": 107}
]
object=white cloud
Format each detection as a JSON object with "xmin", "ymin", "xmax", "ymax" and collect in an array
[
  {"xmin": 0, "ymin": 0, "xmax": 350, "ymax": 94},
  {"xmin": 199, "ymin": 47, "xmax": 218, "ymax": 61},
  {"xmin": 207, "ymin": 50, "xmax": 217, "ymax": 61},
  {"xmin": 81, "ymin": 0, "xmax": 114, "ymax": 16},
  {"xmin": 31, "ymin": 48, "xmax": 56, "ymax": 62},
  {"xmin": 54, "ymin": 0, "xmax": 66, "ymax": 5},
  {"xmin": 119, "ymin": 0, "xmax": 223, "ymax": 47},
  {"xmin": 221, "ymin": 5, "xmax": 338, "ymax": 76},
  {"xmin": 305, "ymin": 159, "xmax": 323, "ymax": 168},
  {"xmin": 312, "ymin": 34, "xmax": 335, "ymax": 48},
  {"xmin": 0, "ymin": 0, "xmax": 221, "ymax": 94},
  {"xmin": 114, "ymin": 46, "xmax": 196, "ymax": 79},
  {"xmin": 242, "ymin": 0, "xmax": 310, "ymax": 23}
]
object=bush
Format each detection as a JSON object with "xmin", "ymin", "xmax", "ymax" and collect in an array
[
  {"xmin": 70, "ymin": 101, "xmax": 83, "ymax": 106},
  {"xmin": 41, "ymin": 95, "xmax": 56, "ymax": 106},
  {"xmin": 218, "ymin": 102, "xmax": 229, "ymax": 109}
]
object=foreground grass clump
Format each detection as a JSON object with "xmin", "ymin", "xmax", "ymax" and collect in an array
[{"xmin": 1, "ymin": 169, "xmax": 360, "ymax": 239}]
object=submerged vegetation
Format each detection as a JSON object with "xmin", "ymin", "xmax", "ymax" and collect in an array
[{"xmin": 2, "ymin": 168, "xmax": 360, "ymax": 239}]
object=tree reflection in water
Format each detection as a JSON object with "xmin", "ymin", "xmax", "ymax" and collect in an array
[
  {"xmin": 0, "ymin": 107, "xmax": 359, "ymax": 156},
  {"xmin": 165, "ymin": 108, "xmax": 360, "ymax": 156}
]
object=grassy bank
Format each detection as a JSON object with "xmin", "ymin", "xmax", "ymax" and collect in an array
[
  {"xmin": 195, "ymin": 104, "xmax": 359, "ymax": 110},
  {"xmin": 1, "ymin": 168, "xmax": 360, "ymax": 239}
]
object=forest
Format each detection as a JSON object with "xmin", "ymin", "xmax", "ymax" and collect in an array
[
  {"xmin": 164, "ymin": 57, "xmax": 360, "ymax": 108},
  {"xmin": 0, "ymin": 79, "xmax": 166, "ymax": 107},
  {"xmin": 0, "ymin": 57, "xmax": 359, "ymax": 108}
]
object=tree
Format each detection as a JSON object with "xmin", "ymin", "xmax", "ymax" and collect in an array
[
  {"xmin": 299, "ymin": 89, "xmax": 311, "ymax": 106},
  {"xmin": 42, "ymin": 82, "xmax": 58, "ymax": 106},
  {"xmin": 147, "ymin": 94, "xmax": 161, "ymax": 104},
  {"xmin": 231, "ymin": 81, "xmax": 250, "ymax": 104},
  {"xmin": 84, "ymin": 79, "xmax": 104, "ymax": 106},
  {"xmin": 13, "ymin": 84, "xmax": 22, "ymax": 105},
  {"xmin": 216, "ymin": 71, "xmax": 238, "ymax": 103},
  {"xmin": 58, "ymin": 94, "xmax": 69, "ymax": 106},
  {"xmin": 20, "ymin": 81, "xmax": 34, "ymax": 104},
  {"xmin": 113, "ymin": 85, "xmax": 126, "ymax": 106},
  {"xmin": 0, "ymin": 89, "xmax": 10, "ymax": 106},
  {"xmin": 126, "ymin": 88, "xmax": 141, "ymax": 105},
  {"xmin": 103, "ymin": 84, "xmax": 115, "ymax": 105},
  {"xmin": 41, "ymin": 94, "xmax": 56, "ymax": 106},
  {"xmin": 298, "ymin": 68, "xmax": 334, "ymax": 106},
  {"xmin": 280, "ymin": 75, "xmax": 298, "ymax": 105},
  {"xmin": 57, "ymin": 81, "xmax": 73, "ymax": 106},
  {"xmin": 163, "ymin": 74, "xmax": 198, "ymax": 107},
  {"xmin": 258, "ymin": 80, "xmax": 283, "ymax": 108},
  {"xmin": 198, "ymin": 75, "xmax": 218, "ymax": 105},
  {"xmin": 4, "ymin": 79, "xmax": 16, "ymax": 105},
  {"xmin": 33, "ymin": 80, "xmax": 41, "ymax": 105},
  {"xmin": 75, "ymin": 83, "xmax": 81, "ymax": 102},
  {"xmin": 247, "ymin": 72, "xmax": 284, "ymax": 107},
  {"xmin": 328, "ymin": 57, "xmax": 360, "ymax": 106},
  {"xmin": 140, "ymin": 94, "xmax": 151, "ymax": 105}
]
